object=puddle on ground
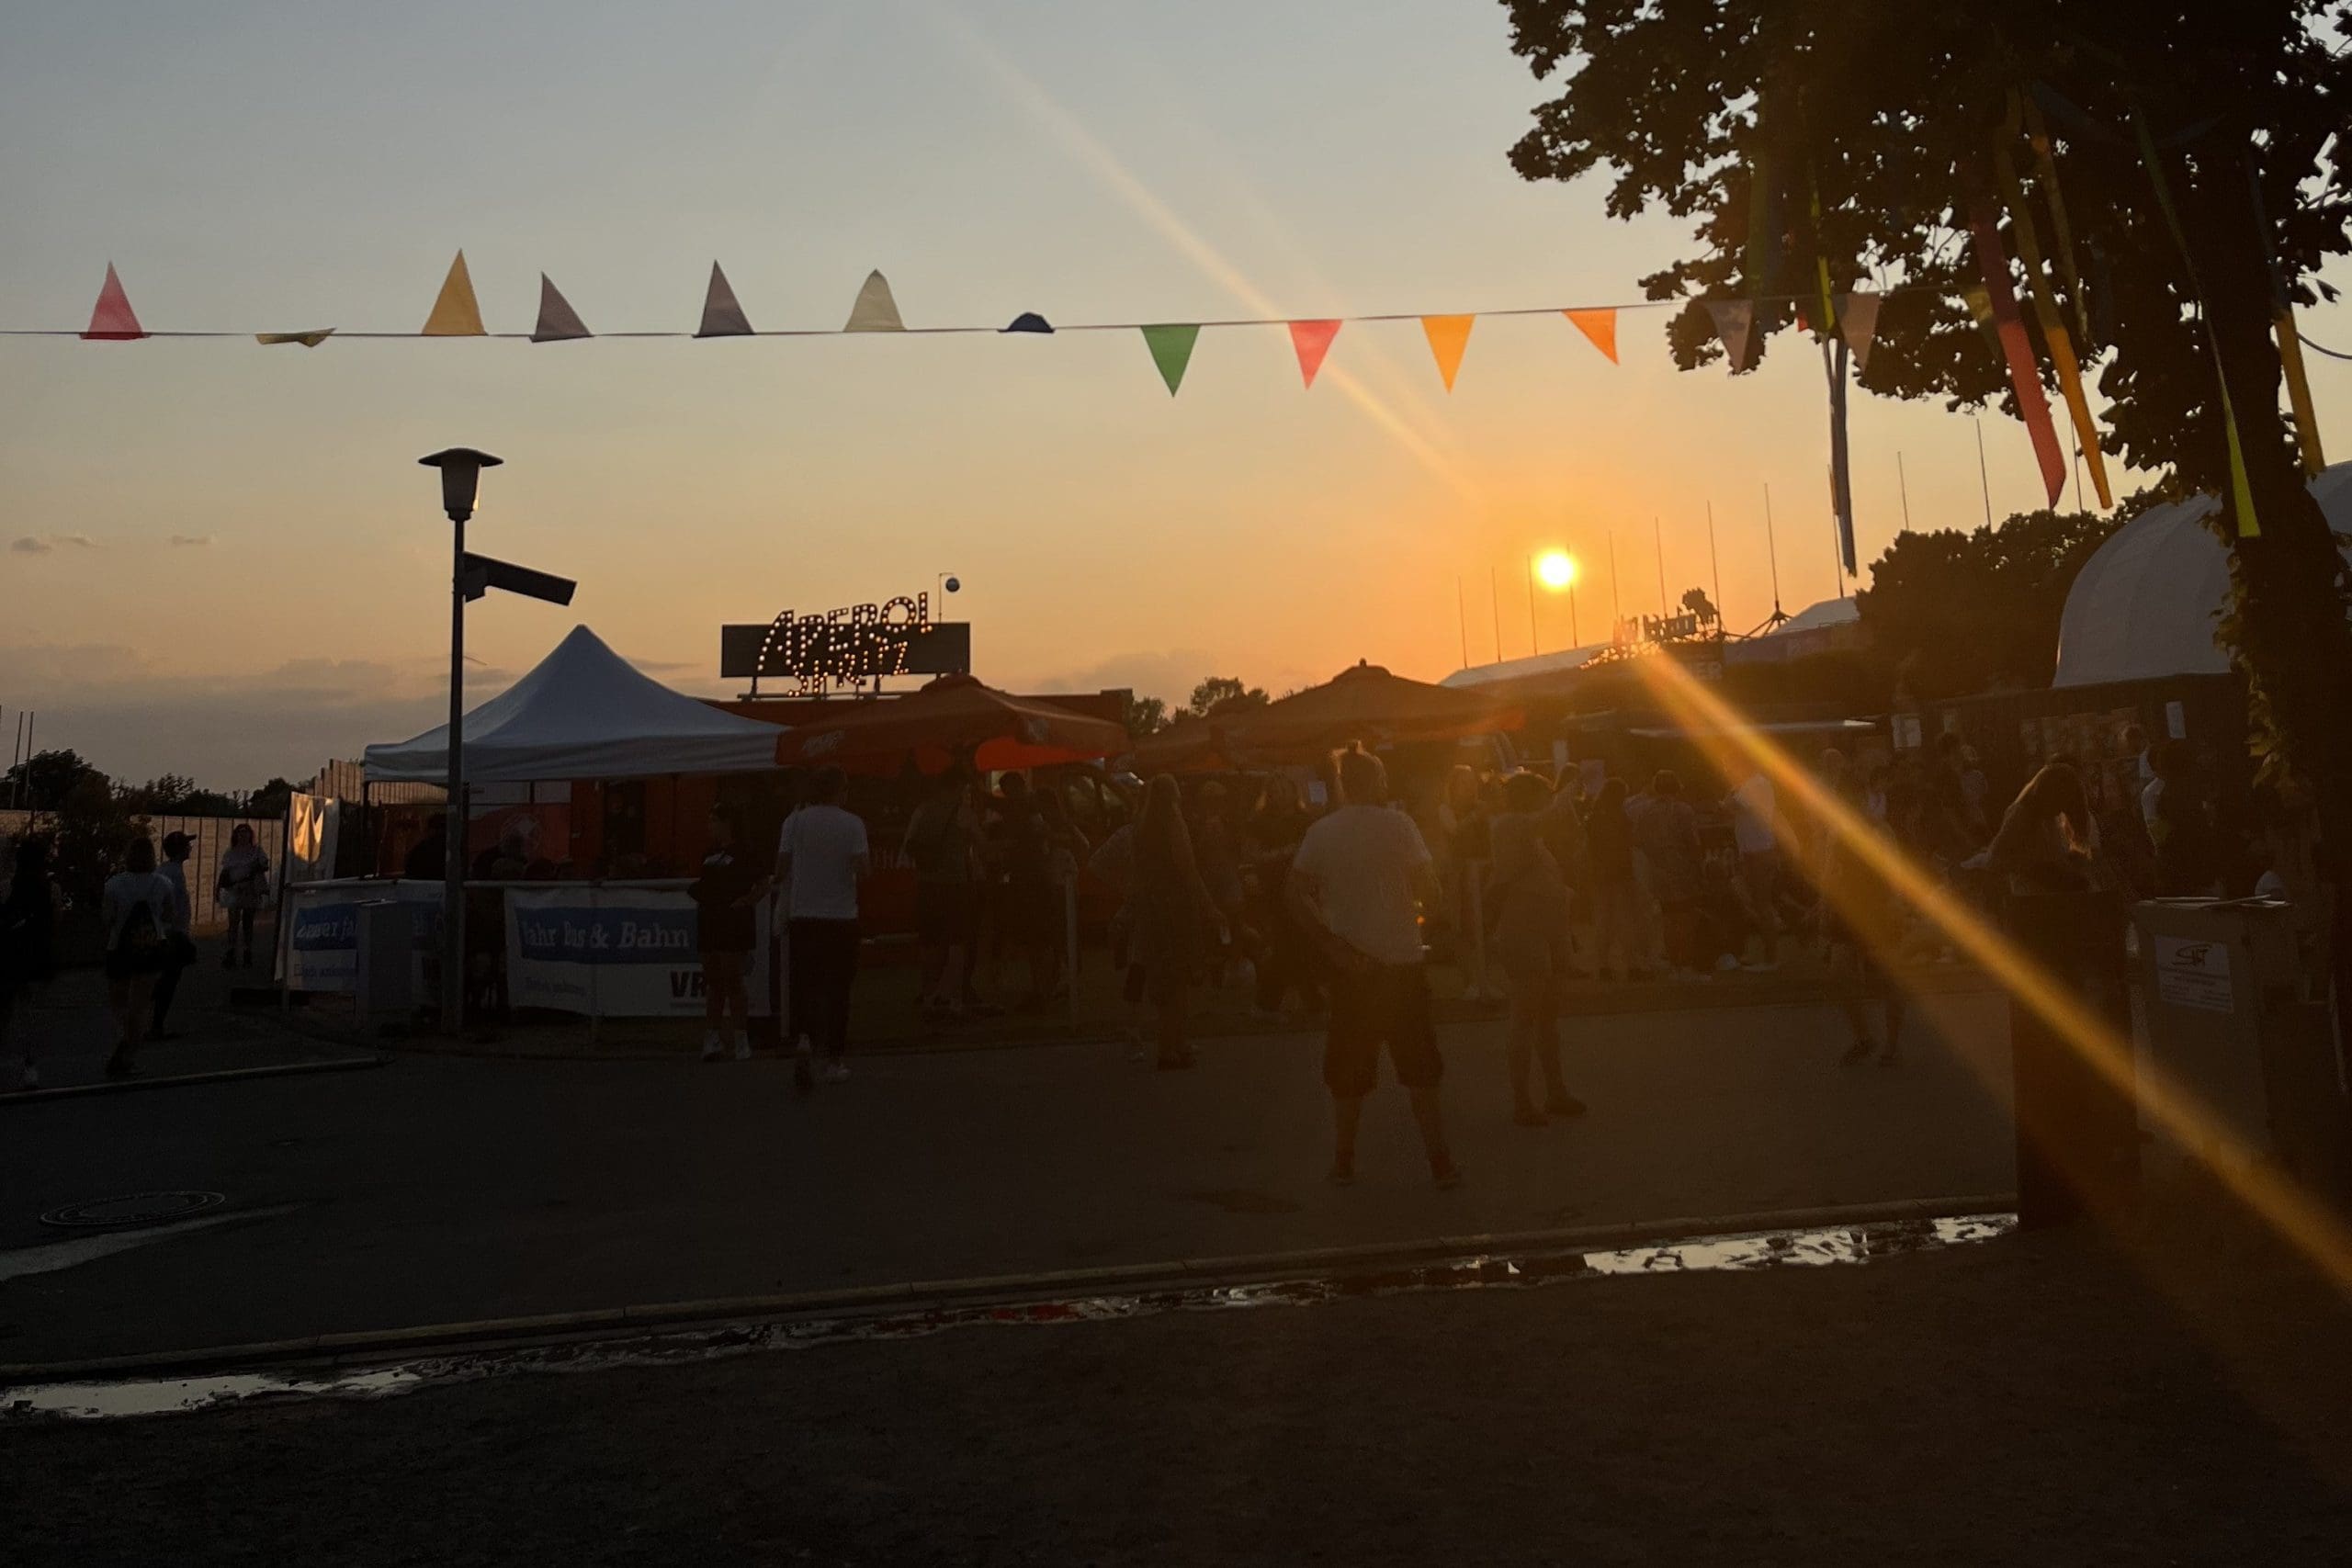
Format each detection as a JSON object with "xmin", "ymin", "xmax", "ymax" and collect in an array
[{"xmin": 1, "ymin": 1213, "xmax": 2015, "ymax": 1423}]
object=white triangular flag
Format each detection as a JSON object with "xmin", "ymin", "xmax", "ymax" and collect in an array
[
  {"xmin": 1705, "ymin": 299, "xmax": 1757, "ymax": 373},
  {"xmin": 531, "ymin": 275, "xmax": 592, "ymax": 342},
  {"xmin": 696, "ymin": 262, "xmax": 752, "ymax": 337},
  {"xmin": 1836, "ymin": 291, "xmax": 1883, "ymax": 372},
  {"xmin": 842, "ymin": 270, "xmax": 905, "ymax": 332}
]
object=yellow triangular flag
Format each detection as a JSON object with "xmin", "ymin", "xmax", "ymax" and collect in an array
[
  {"xmin": 1421, "ymin": 314, "xmax": 1475, "ymax": 391},
  {"xmin": 423, "ymin": 251, "xmax": 486, "ymax": 336},
  {"xmin": 842, "ymin": 270, "xmax": 905, "ymax": 332}
]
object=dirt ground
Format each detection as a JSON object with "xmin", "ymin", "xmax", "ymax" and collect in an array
[{"xmin": 8, "ymin": 1213, "xmax": 2348, "ymax": 1566}]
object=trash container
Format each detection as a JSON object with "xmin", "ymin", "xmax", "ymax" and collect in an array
[
  {"xmin": 2131, "ymin": 897, "xmax": 2350, "ymax": 1203},
  {"xmin": 355, "ymin": 897, "xmax": 415, "ymax": 1027},
  {"xmin": 2005, "ymin": 889, "xmax": 2139, "ymax": 1227}
]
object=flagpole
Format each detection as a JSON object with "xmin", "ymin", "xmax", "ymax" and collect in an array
[
  {"xmin": 1763, "ymin": 483, "xmax": 1786, "ymax": 626},
  {"xmin": 1488, "ymin": 566, "xmax": 1502, "ymax": 665},
  {"xmin": 1706, "ymin": 502, "xmax": 1724, "ymax": 629},
  {"xmin": 1975, "ymin": 417, "xmax": 1994, "ymax": 527},
  {"xmin": 1456, "ymin": 577, "xmax": 1469, "ymax": 671},
  {"xmin": 1608, "ymin": 531, "xmax": 1622, "ymax": 626},
  {"xmin": 1653, "ymin": 516, "xmax": 1669, "ymax": 617},
  {"xmin": 1897, "ymin": 451, "xmax": 1914, "ymax": 531},
  {"xmin": 1526, "ymin": 557, "xmax": 1541, "ymax": 658}
]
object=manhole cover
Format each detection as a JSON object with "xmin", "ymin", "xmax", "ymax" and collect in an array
[{"xmin": 40, "ymin": 1191, "xmax": 227, "ymax": 1229}]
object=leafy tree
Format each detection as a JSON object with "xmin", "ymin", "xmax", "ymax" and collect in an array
[
  {"xmin": 1, "ymin": 749, "xmax": 106, "ymax": 813},
  {"xmin": 1858, "ymin": 506, "xmax": 2120, "ymax": 698},
  {"xmin": 1185, "ymin": 676, "xmax": 1270, "ymax": 717},
  {"xmin": 247, "ymin": 777, "xmax": 299, "ymax": 820},
  {"xmin": 1504, "ymin": 0, "xmax": 2352, "ymax": 932},
  {"xmin": 1122, "ymin": 694, "xmax": 1170, "ymax": 739}
]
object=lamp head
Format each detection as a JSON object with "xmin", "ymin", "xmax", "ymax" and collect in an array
[{"xmin": 419, "ymin": 447, "xmax": 503, "ymax": 523}]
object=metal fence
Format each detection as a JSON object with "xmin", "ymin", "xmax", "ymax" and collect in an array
[{"xmin": 0, "ymin": 808, "xmax": 286, "ymax": 934}]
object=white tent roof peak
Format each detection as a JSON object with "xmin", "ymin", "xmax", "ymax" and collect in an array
[
  {"xmin": 2053, "ymin": 461, "xmax": 2352, "ymax": 689},
  {"xmin": 364, "ymin": 625, "xmax": 781, "ymax": 784}
]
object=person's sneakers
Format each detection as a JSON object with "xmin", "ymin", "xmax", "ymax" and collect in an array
[
  {"xmin": 699, "ymin": 1037, "xmax": 725, "ymax": 1063},
  {"xmin": 1325, "ymin": 1158, "xmax": 1356, "ymax": 1187},
  {"xmin": 821, "ymin": 1060, "xmax": 851, "ymax": 1084},
  {"xmin": 1838, "ymin": 1036, "xmax": 1876, "ymax": 1068},
  {"xmin": 1545, "ymin": 1089, "xmax": 1589, "ymax": 1118},
  {"xmin": 731, "ymin": 1039, "xmax": 753, "ymax": 1062},
  {"xmin": 103, "ymin": 1052, "xmax": 137, "ymax": 1079},
  {"xmin": 1512, "ymin": 1104, "xmax": 1547, "ymax": 1127},
  {"xmin": 1429, "ymin": 1155, "xmax": 1464, "ymax": 1190},
  {"xmin": 17, "ymin": 1063, "xmax": 37, "ymax": 1090}
]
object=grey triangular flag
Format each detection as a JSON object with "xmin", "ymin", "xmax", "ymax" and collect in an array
[
  {"xmin": 1705, "ymin": 299, "xmax": 1757, "ymax": 374},
  {"xmin": 842, "ymin": 270, "xmax": 904, "ymax": 332},
  {"xmin": 696, "ymin": 262, "xmax": 752, "ymax": 337},
  {"xmin": 531, "ymin": 275, "xmax": 592, "ymax": 343},
  {"xmin": 1836, "ymin": 291, "xmax": 1882, "ymax": 373}
]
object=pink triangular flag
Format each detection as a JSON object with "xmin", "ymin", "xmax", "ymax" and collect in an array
[
  {"xmin": 82, "ymin": 264, "xmax": 146, "ymax": 341},
  {"xmin": 1563, "ymin": 308, "xmax": 1618, "ymax": 364},
  {"xmin": 1705, "ymin": 299, "xmax": 1757, "ymax": 373},
  {"xmin": 1288, "ymin": 320, "xmax": 1341, "ymax": 388},
  {"xmin": 696, "ymin": 262, "xmax": 752, "ymax": 337},
  {"xmin": 531, "ymin": 275, "xmax": 592, "ymax": 342}
]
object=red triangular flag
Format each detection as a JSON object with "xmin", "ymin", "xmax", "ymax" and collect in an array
[
  {"xmin": 1562, "ymin": 308, "xmax": 1617, "ymax": 364},
  {"xmin": 83, "ymin": 264, "xmax": 146, "ymax": 341},
  {"xmin": 1288, "ymin": 320, "xmax": 1341, "ymax": 388}
]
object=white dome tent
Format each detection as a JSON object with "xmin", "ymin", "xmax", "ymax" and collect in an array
[{"xmin": 2054, "ymin": 461, "xmax": 2352, "ymax": 689}]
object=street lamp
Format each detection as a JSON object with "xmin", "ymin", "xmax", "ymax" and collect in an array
[{"xmin": 418, "ymin": 448, "xmax": 500, "ymax": 1035}]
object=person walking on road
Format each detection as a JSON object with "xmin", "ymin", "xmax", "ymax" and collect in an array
[
  {"xmin": 2, "ymin": 836, "xmax": 62, "ymax": 1089},
  {"xmin": 1585, "ymin": 777, "xmax": 1646, "ymax": 981},
  {"xmin": 776, "ymin": 766, "xmax": 869, "ymax": 1089},
  {"xmin": 101, "ymin": 835, "xmax": 175, "ymax": 1077},
  {"xmin": 1126, "ymin": 774, "xmax": 1222, "ymax": 1071},
  {"xmin": 1487, "ymin": 772, "xmax": 1586, "ymax": 1124},
  {"xmin": 149, "ymin": 831, "xmax": 199, "ymax": 1040},
  {"xmin": 215, "ymin": 823, "xmax": 271, "ymax": 970},
  {"xmin": 1289, "ymin": 744, "xmax": 1460, "ymax": 1189},
  {"xmin": 690, "ymin": 806, "xmax": 767, "ymax": 1065},
  {"xmin": 903, "ymin": 772, "xmax": 980, "ymax": 1021}
]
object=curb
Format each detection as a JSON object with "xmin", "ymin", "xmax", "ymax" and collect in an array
[
  {"xmin": 0, "ymin": 1192, "xmax": 2015, "ymax": 1383},
  {"xmin": 0, "ymin": 1053, "xmax": 387, "ymax": 1106}
]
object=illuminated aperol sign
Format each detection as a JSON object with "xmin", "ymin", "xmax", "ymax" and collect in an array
[{"xmin": 720, "ymin": 594, "xmax": 972, "ymax": 694}]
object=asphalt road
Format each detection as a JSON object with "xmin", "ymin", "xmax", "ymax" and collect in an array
[{"xmin": 1, "ymin": 990, "xmax": 2013, "ymax": 1367}]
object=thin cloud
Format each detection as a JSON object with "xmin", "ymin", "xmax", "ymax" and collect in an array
[
  {"xmin": 169, "ymin": 534, "xmax": 212, "ymax": 548},
  {"xmin": 52, "ymin": 534, "xmax": 102, "ymax": 549},
  {"xmin": 9, "ymin": 536, "xmax": 51, "ymax": 555}
]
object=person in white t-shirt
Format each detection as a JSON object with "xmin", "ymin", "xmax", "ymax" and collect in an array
[
  {"xmin": 100, "ymin": 835, "xmax": 176, "ymax": 1077},
  {"xmin": 1288, "ymin": 743, "xmax": 1458, "ymax": 1190},
  {"xmin": 775, "ymin": 766, "xmax": 870, "ymax": 1088}
]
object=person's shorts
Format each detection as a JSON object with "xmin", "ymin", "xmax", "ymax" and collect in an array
[
  {"xmin": 1323, "ymin": 962, "xmax": 1442, "ymax": 1098},
  {"xmin": 916, "ymin": 880, "xmax": 976, "ymax": 947}
]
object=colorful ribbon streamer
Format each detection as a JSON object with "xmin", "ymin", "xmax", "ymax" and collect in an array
[
  {"xmin": 1992, "ymin": 128, "xmax": 2112, "ymax": 506},
  {"xmin": 1966, "ymin": 192, "xmax": 2068, "ymax": 507}
]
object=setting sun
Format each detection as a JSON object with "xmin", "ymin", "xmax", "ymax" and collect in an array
[{"xmin": 1536, "ymin": 549, "xmax": 1577, "ymax": 590}]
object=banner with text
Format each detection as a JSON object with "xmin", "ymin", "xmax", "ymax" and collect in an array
[
  {"xmin": 281, "ymin": 879, "xmax": 443, "ymax": 993},
  {"xmin": 504, "ymin": 886, "xmax": 772, "ymax": 1019}
]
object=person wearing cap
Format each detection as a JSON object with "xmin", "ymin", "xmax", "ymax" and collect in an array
[{"xmin": 150, "ymin": 829, "xmax": 199, "ymax": 1039}]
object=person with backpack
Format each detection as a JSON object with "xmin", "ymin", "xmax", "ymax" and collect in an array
[
  {"xmin": 149, "ymin": 830, "xmax": 199, "ymax": 1040},
  {"xmin": 2, "ymin": 835, "xmax": 63, "ymax": 1089},
  {"xmin": 101, "ymin": 835, "xmax": 176, "ymax": 1077}
]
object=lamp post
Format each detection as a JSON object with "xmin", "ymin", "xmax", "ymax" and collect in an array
[{"xmin": 418, "ymin": 447, "xmax": 501, "ymax": 1035}]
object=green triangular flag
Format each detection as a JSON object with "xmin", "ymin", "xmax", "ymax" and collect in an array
[{"xmin": 1140, "ymin": 323, "xmax": 1200, "ymax": 396}]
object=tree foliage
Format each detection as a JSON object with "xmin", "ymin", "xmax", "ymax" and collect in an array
[
  {"xmin": 1857, "ymin": 506, "xmax": 2119, "ymax": 699},
  {"xmin": 1502, "ymin": 0, "xmax": 2352, "ymax": 851},
  {"xmin": 1185, "ymin": 676, "xmax": 1270, "ymax": 717},
  {"xmin": 1122, "ymin": 694, "xmax": 1169, "ymax": 739}
]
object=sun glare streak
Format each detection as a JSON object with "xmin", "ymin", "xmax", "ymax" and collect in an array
[
  {"xmin": 1626, "ymin": 651, "xmax": 2352, "ymax": 1299},
  {"xmin": 910, "ymin": 2, "xmax": 1487, "ymax": 504}
]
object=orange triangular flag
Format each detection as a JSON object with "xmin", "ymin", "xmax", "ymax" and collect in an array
[
  {"xmin": 1288, "ymin": 320, "xmax": 1341, "ymax": 388},
  {"xmin": 531, "ymin": 275, "xmax": 592, "ymax": 342},
  {"xmin": 82, "ymin": 264, "xmax": 146, "ymax": 341},
  {"xmin": 423, "ymin": 252, "xmax": 486, "ymax": 336},
  {"xmin": 1420, "ymin": 314, "xmax": 1474, "ymax": 391},
  {"xmin": 1563, "ymin": 308, "xmax": 1617, "ymax": 364}
]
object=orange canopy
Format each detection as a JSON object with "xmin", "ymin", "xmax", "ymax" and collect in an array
[
  {"xmin": 1214, "ymin": 661, "xmax": 1518, "ymax": 763},
  {"xmin": 774, "ymin": 675, "xmax": 1129, "ymax": 775}
]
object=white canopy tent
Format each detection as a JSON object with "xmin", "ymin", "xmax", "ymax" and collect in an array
[
  {"xmin": 2054, "ymin": 461, "xmax": 2351, "ymax": 688},
  {"xmin": 364, "ymin": 625, "xmax": 782, "ymax": 784}
]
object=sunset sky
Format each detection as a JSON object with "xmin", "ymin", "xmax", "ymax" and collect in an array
[{"xmin": 5, "ymin": 1, "xmax": 2347, "ymax": 789}]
